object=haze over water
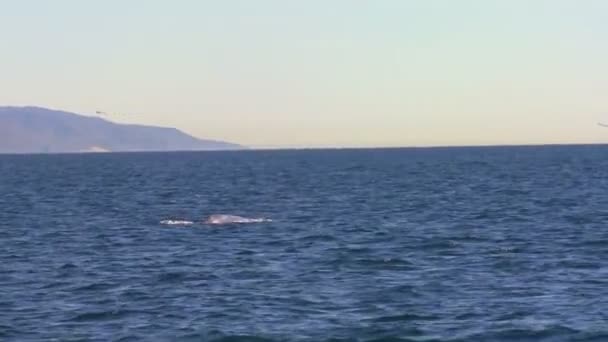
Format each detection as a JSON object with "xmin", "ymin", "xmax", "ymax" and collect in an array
[{"xmin": 2, "ymin": 145, "xmax": 607, "ymax": 341}]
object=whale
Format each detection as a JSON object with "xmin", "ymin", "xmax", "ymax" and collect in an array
[{"xmin": 204, "ymin": 214, "xmax": 271, "ymax": 225}]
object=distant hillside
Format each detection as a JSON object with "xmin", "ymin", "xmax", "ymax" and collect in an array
[{"xmin": 0, "ymin": 106, "xmax": 244, "ymax": 153}]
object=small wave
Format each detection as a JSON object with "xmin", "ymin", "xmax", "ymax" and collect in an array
[
  {"xmin": 59, "ymin": 262, "xmax": 78, "ymax": 269},
  {"xmin": 68, "ymin": 309, "xmax": 136, "ymax": 322},
  {"xmin": 178, "ymin": 335, "xmax": 277, "ymax": 342},
  {"xmin": 73, "ymin": 282, "xmax": 117, "ymax": 292},
  {"xmin": 157, "ymin": 271, "xmax": 188, "ymax": 282},
  {"xmin": 370, "ymin": 313, "xmax": 439, "ymax": 323},
  {"xmin": 160, "ymin": 220, "xmax": 194, "ymax": 226}
]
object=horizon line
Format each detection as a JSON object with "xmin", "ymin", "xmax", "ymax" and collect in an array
[
  {"xmin": 2, "ymin": 142, "xmax": 608, "ymax": 156},
  {"xmin": 2, "ymin": 105, "xmax": 607, "ymax": 150}
]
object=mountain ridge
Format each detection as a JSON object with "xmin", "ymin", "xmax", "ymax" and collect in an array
[{"xmin": 0, "ymin": 106, "xmax": 244, "ymax": 153}]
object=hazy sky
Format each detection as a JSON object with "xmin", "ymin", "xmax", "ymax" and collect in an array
[{"xmin": 1, "ymin": 0, "xmax": 607, "ymax": 148}]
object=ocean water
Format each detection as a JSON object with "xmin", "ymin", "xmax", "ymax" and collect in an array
[{"xmin": 1, "ymin": 145, "xmax": 607, "ymax": 342}]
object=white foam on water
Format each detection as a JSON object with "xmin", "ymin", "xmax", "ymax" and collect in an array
[
  {"xmin": 160, "ymin": 215, "xmax": 272, "ymax": 226},
  {"xmin": 160, "ymin": 220, "xmax": 194, "ymax": 226}
]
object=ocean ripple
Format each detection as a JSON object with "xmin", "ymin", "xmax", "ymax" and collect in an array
[{"xmin": 1, "ymin": 146, "xmax": 608, "ymax": 341}]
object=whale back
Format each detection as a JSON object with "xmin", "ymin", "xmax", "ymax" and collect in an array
[{"xmin": 204, "ymin": 214, "xmax": 271, "ymax": 225}]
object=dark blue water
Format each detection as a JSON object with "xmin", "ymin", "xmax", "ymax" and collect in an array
[{"xmin": 1, "ymin": 146, "xmax": 607, "ymax": 342}]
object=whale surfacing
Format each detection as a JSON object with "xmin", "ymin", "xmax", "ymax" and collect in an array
[{"xmin": 204, "ymin": 214, "xmax": 271, "ymax": 225}]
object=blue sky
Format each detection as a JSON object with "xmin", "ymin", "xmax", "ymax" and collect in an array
[{"xmin": 1, "ymin": 0, "xmax": 607, "ymax": 147}]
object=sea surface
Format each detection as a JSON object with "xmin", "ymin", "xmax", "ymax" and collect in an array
[{"xmin": 1, "ymin": 145, "xmax": 607, "ymax": 342}]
